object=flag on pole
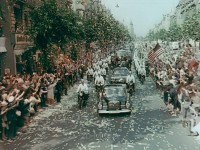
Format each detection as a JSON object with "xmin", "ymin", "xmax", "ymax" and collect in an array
[{"xmin": 148, "ymin": 43, "xmax": 164, "ymax": 63}]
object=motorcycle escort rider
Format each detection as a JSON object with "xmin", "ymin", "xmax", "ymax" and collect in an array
[
  {"xmin": 95, "ymin": 73, "xmax": 105, "ymax": 93},
  {"xmin": 100, "ymin": 67, "xmax": 107, "ymax": 80},
  {"xmin": 86, "ymin": 66, "xmax": 93, "ymax": 82},
  {"xmin": 76, "ymin": 79, "xmax": 89, "ymax": 103},
  {"xmin": 139, "ymin": 66, "xmax": 146, "ymax": 83},
  {"xmin": 126, "ymin": 71, "xmax": 135, "ymax": 92}
]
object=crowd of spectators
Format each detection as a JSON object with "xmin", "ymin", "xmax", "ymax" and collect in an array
[
  {"xmin": 0, "ymin": 57, "xmax": 91, "ymax": 142},
  {"xmin": 0, "ymin": 45, "xmax": 114, "ymax": 142},
  {"xmin": 149, "ymin": 45, "xmax": 200, "ymax": 135}
]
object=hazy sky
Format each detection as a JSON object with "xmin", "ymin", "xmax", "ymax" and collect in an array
[{"xmin": 101, "ymin": 0, "xmax": 179, "ymax": 37}]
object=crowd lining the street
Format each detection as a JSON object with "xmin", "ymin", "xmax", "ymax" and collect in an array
[
  {"xmin": 0, "ymin": 46, "xmax": 115, "ymax": 141},
  {"xmin": 1, "ymin": 42, "xmax": 200, "ymax": 142},
  {"xmin": 147, "ymin": 45, "xmax": 200, "ymax": 135}
]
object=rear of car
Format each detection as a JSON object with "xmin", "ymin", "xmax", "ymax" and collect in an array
[
  {"xmin": 97, "ymin": 85, "xmax": 132, "ymax": 114},
  {"xmin": 110, "ymin": 67, "xmax": 129, "ymax": 84}
]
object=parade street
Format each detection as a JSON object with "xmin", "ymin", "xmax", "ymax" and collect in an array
[{"xmin": 2, "ymin": 73, "xmax": 200, "ymax": 150}]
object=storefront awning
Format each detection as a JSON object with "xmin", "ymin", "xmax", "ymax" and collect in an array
[
  {"xmin": 14, "ymin": 49, "xmax": 25, "ymax": 55},
  {"xmin": 0, "ymin": 47, "xmax": 7, "ymax": 52},
  {"xmin": 0, "ymin": 37, "xmax": 7, "ymax": 52}
]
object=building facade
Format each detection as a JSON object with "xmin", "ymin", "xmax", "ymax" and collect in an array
[
  {"xmin": 0, "ymin": 0, "xmax": 35, "ymax": 76},
  {"xmin": 0, "ymin": 0, "xmax": 89, "ymax": 76},
  {"xmin": 155, "ymin": 0, "xmax": 200, "ymax": 32}
]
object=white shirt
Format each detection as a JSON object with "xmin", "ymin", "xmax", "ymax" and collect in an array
[
  {"xmin": 93, "ymin": 71, "xmax": 99, "ymax": 78},
  {"xmin": 139, "ymin": 68, "xmax": 146, "ymax": 76},
  {"xmin": 102, "ymin": 62, "xmax": 108, "ymax": 68},
  {"xmin": 126, "ymin": 75, "xmax": 135, "ymax": 83},
  {"xmin": 76, "ymin": 83, "xmax": 88, "ymax": 93},
  {"xmin": 95, "ymin": 75, "xmax": 105, "ymax": 85},
  {"xmin": 180, "ymin": 69, "xmax": 185, "ymax": 78},
  {"xmin": 95, "ymin": 64, "xmax": 100, "ymax": 71},
  {"xmin": 100, "ymin": 68, "xmax": 106, "ymax": 75},
  {"xmin": 107, "ymin": 56, "xmax": 111, "ymax": 64},
  {"xmin": 87, "ymin": 68, "xmax": 93, "ymax": 75},
  {"xmin": 98, "ymin": 60, "xmax": 103, "ymax": 66}
]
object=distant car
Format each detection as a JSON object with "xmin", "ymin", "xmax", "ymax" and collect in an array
[
  {"xmin": 110, "ymin": 67, "xmax": 129, "ymax": 84},
  {"xmin": 170, "ymin": 42, "xmax": 179, "ymax": 50},
  {"xmin": 116, "ymin": 50, "xmax": 132, "ymax": 59},
  {"xmin": 97, "ymin": 84, "xmax": 132, "ymax": 114}
]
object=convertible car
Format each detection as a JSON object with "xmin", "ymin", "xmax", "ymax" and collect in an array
[
  {"xmin": 97, "ymin": 84, "xmax": 132, "ymax": 114},
  {"xmin": 110, "ymin": 67, "xmax": 129, "ymax": 84}
]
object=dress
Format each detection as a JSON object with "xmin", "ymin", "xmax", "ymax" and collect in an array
[{"xmin": 47, "ymin": 82, "xmax": 57, "ymax": 100}]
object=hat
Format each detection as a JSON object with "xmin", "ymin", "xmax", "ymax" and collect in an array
[
  {"xmin": 2, "ymin": 93, "xmax": 7, "ymax": 101},
  {"xmin": 172, "ymin": 76, "xmax": 176, "ymax": 79},
  {"xmin": 0, "ymin": 86, "xmax": 5, "ymax": 91},
  {"xmin": 8, "ymin": 96, "xmax": 15, "ymax": 103},
  {"xmin": 1, "ymin": 101, "xmax": 8, "ymax": 107}
]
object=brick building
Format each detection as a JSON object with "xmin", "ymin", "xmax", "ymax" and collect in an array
[{"xmin": 0, "ymin": 0, "xmax": 88, "ymax": 76}]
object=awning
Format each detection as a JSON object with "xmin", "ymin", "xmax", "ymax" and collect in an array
[
  {"xmin": 14, "ymin": 49, "xmax": 25, "ymax": 55},
  {"xmin": 0, "ymin": 46, "xmax": 7, "ymax": 52},
  {"xmin": 0, "ymin": 37, "xmax": 7, "ymax": 52}
]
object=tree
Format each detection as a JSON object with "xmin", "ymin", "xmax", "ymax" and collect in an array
[
  {"xmin": 182, "ymin": 13, "xmax": 200, "ymax": 40},
  {"xmin": 28, "ymin": 0, "xmax": 84, "ymax": 69},
  {"xmin": 168, "ymin": 23, "xmax": 182, "ymax": 41}
]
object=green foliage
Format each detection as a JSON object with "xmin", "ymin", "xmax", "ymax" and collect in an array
[
  {"xmin": 168, "ymin": 23, "xmax": 182, "ymax": 41},
  {"xmin": 182, "ymin": 13, "xmax": 200, "ymax": 40},
  {"xmin": 147, "ymin": 23, "xmax": 182, "ymax": 42},
  {"xmin": 147, "ymin": 12, "xmax": 200, "ymax": 42},
  {"xmin": 83, "ymin": 10, "xmax": 130, "ymax": 48},
  {"xmin": 28, "ymin": 0, "xmax": 131, "ymax": 69},
  {"xmin": 70, "ymin": 44, "xmax": 78, "ymax": 61}
]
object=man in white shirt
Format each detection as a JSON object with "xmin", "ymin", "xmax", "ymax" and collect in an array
[
  {"xmin": 77, "ymin": 79, "xmax": 89, "ymax": 101},
  {"xmin": 86, "ymin": 66, "xmax": 93, "ymax": 81},
  {"xmin": 100, "ymin": 67, "xmax": 107, "ymax": 80},
  {"xmin": 95, "ymin": 74, "xmax": 105, "ymax": 85},
  {"xmin": 102, "ymin": 61, "xmax": 109, "ymax": 72},
  {"xmin": 98, "ymin": 59, "xmax": 103, "ymax": 66},
  {"xmin": 76, "ymin": 79, "xmax": 88, "ymax": 93},
  {"xmin": 126, "ymin": 71, "xmax": 135, "ymax": 92}
]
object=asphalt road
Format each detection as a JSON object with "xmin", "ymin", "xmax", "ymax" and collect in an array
[{"xmin": 2, "ymin": 71, "xmax": 200, "ymax": 150}]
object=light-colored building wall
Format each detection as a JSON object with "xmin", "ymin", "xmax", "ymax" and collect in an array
[{"xmin": 155, "ymin": 0, "xmax": 200, "ymax": 32}]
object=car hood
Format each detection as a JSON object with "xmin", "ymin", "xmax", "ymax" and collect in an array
[
  {"xmin": 105, "ymin": 96, "xmax": 127, "ymax": 102},
  {"xmin": 111, "ymin": 76, "xmax": 127, "ymax": 79}
]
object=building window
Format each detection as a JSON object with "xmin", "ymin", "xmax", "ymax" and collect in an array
[
  {"xmin": 0, "ymin": 5, "xmax": 3, "ymax": 19},
  {"xmin": 24, "ymin": 13, "xmax": 29, "ymax": 30},
  {"xmin": 14, "ymin": 5, "xmax": 23, "ymax": 32}
]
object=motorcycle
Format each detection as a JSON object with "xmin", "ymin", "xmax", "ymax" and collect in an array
[
  {"xmin": 78, "ymin": 90, "xmax": 89, "ymax": 109},
  {"xmin": 140, "ymin": 75, "xmax": 145, "ymax": 84},
  {"xmin": 145, "ymin": 66, "xmax": 150, "ymax": 77},
  {"xmin": 96, "ymin": 82, "xmax": 104, "ymax": 99},
  {"xmin": 87, "ymin": 74, "xmax": 93, "ymax": 82},
  {"xmin": 127, "ymin": 81, "xmax": 134, "ymax": 96}
]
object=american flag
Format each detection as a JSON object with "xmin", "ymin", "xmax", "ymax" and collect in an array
[{"xmin": 148, "ymin": 43, "xmax": 164, "ymax": 63}]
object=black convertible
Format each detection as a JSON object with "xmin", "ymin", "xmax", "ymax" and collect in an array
[
  {"xmin": 97, "ymin": 84, "xmax": 132, "ymax": 114},
  {"xmin": 110, "ymin": 67, "xmax": 129, "ymax": 84}
]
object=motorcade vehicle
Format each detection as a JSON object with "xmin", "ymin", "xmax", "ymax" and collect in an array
[
  {"xmin": 110, "ymin": 67, "xmax": 129, "ymax": 84},
  {"xmin": 78, "ymin": 90, "xmax": 89, "ymax": 109},
  {"xmin": 97, "ymin": 84, "xmax": 132, "ymax": 114}
]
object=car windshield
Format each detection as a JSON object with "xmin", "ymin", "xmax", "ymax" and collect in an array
[
  {"xmin": 113, "ymin": 69, "xmax": 129, "ymax": 76},
  {"xmin": 117, "ymin": 50, "xmax": 131, "ymax": 57},
  {"xmin": 105, "ymin": 87, "xmax": 126, "ymax": 97}
]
